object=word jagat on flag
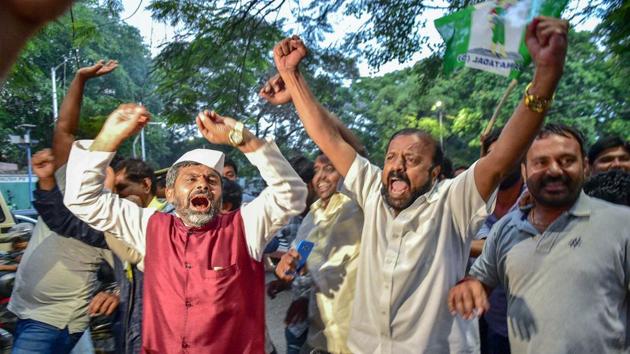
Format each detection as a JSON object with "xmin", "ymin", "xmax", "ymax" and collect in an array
[{"xmin": 435, "ymin": 0, "xmax": 568, "ymax": 78}]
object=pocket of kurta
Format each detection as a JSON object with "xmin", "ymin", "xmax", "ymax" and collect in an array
[{"xmin": 204, "ymin": 263, "xmax": 238, "ymax": 279}]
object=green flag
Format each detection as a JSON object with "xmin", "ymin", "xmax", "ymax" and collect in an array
[{"xmin": 435, "ymin": 0, "xmax": 568, "ymax": 78}]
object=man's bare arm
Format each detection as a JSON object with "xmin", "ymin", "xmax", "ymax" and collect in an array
[
  {"xmin": 475, "ymin": 17, "xmax": 568, "ymax": 200},
  {"xmin": 272, "ymin": 38, "xmax": 357, "ymax": 177},
  {"xmin": 53, "ymin": 60, "xmax": 118, "ymax": 168},
  {"xmin": 260, "ymin": 73, "xmax": 367, "ymax": 158}
]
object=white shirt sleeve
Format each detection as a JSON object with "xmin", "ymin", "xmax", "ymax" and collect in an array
[
  {"xmin": 447, "ymin": 160, "xmax": 497, "ymax": 242},
  {"xmin": 241, "ymin": 140, "xmax": 307, "ymax": 261},
  {"xmin": 63, "ymin": 140, "xmax": 156, "ymax": 257},
  {"xmin": 342, "ymin": 154, "xmax": 382, "ymax": 209}
]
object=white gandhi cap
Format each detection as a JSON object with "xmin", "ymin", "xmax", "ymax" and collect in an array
[{"xmin": 173, "ymin": 149, "xmax": 225, "ymax": 174}]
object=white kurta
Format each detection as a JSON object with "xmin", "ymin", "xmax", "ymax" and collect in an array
[{"xmin": 344, "ymin": 155, "xmax": 496, "ymax": 354}]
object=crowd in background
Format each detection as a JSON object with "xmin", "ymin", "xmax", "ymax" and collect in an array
[{"xmin": 0, "ymin": 3, "xmax": 629, "ymax": 354}]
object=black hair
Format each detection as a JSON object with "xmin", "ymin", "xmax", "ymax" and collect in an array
[
  {"xmin": 114, "ymin": 159, "xmax": 157, "ymax": 195},
  {"xmin": 223, "ymin": 158, "xmax": 238, "ymax": 176},
  {"xmin": 156, "ymin": 174, "xmax": 166, "ymax": 189},
  {"xmin": 440, "ymin": 157, "xmax": 454, "ymax": 179},
  {"xmin": 288, "ymin": 155, "xmax": 315, "ymax": 184},
  {"xmin": 109, "ymin": 155, "xmax": 124, "ymax": 169},
  {"xmin": 536, "ymin": 123, "xmax": 586, "ymax": 157},
  {"xmin": 583, "ymin": 170, "xmax": 630, "ymax": 206},
  {"xmin": 587, "ymin": 136, "xmax": 630, "ymax": 164},
  {"xmin": 386, "ymin": 128, "xmax": 444, "ymax": 168},
  {"xmin": 221, "ymin": 178, "xmax": 243, "ymax": 211}
]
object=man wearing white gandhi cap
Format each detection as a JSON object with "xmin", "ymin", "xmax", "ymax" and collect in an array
[{"xmin": 63, "ymin": 104, "xmax": 308, "ymax": 353}]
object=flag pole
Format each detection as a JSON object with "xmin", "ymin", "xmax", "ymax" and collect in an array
[{"xmin": 481, "ymin": 78, "xmax": 518, "ymax": 138}]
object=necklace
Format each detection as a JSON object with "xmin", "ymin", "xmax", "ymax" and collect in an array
[{"xmin": 529, "ymin": 207, "xmax": 552, "ymax": 228}]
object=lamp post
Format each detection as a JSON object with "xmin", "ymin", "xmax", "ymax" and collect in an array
[
  {"xmin": 9, "ymin": 124, "xmax": 38, "ymax": 207},
  {"xmin": 51, "ymin": 50, "xmax": 80, "ymax": 121},
  {"xmin": 132, "ymin": 121, "xmax": 167, "ymax": 161}
]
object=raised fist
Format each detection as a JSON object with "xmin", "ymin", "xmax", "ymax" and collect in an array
[
  {"xmin": 32, "ymin": 148, "xmax": 55, "ymax": 180},
  {"xmin": 99, "ymin": 104, "xmax": 150, "ymax": 145},
  {"xmin": 526, "ymin": 17, "xmax": 568, "ymax": 78},
  {"xmin": 195, "ymin": 110, "xmax": 239, "ymax": 146},
  {"xmin": 273, "ymin": 35, "xmax": 308, "ymax": 74},
  {"xmin": 77, "ymin": 60, "xmax": 118, "ymax": 80},
  {"xmin": 259, "ymin": 74, "xmax": 291, "ymax": 105}
]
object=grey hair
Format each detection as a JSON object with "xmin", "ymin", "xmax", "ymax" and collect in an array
[{"xmin": 165, "ymin": 161, "xmax": 202, "ymax": 188}]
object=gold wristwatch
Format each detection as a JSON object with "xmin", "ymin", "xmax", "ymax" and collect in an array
[
  {"xmin": 524, "ymin": 82, "xmax": 553, "ymax": 113},
  {"xmin": 228, "ymin": 121, "xmax": 244, "ymax": 146}
]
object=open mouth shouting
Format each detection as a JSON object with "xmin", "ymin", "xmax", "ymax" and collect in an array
[
  {"xmin": 189, "ymin": 192, "xmax": 212, "ymax": 212},
  {"xmin": 388, "ymin": 172, "xmax": 410, "ymax": 198}
]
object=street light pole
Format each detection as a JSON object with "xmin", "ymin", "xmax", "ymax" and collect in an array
[
  {"xmin": 15, "ymin": 124, "xmax": 37, "ymax": 207},
  {"xmin": 51, "ymin": 67, "xmax": 58, "ymax": 119},
  {"xmin": 132, "ymin": 122, "xmax": 166, "ymax": 161},
  {"xmin": 51, "ymin": 50, "xmax": 79, "ymax": 122},
  {"xmin": 140, "ymin": 127, "xmax": 146, "ymax": 161},
  {"xmin": 439, "ymin": 109, "xmax": 444, "ymax": 153}
]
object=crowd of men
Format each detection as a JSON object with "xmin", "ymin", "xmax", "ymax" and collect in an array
[{"xmin": 1, "ymin": 3, "xmax": 629, "ymax": 354}]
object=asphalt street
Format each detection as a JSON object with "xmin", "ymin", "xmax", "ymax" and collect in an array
[{"xmin": 265, "ymin": 271, "xmax": 292, "ymax": 354}]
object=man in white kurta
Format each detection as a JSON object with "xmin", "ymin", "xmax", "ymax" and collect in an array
[{"xmin": 266, "ymin": 16, "xmax": 569, "ymax": 353}]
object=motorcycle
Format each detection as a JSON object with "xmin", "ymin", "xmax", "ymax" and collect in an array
[{"xmin": 0, "ymin": 223, "xmax": 33, "ymax": 353}]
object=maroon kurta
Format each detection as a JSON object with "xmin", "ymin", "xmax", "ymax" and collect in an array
[{"xmin": 142, "ymin": 210, "xmax": 265, "ymax": 353}]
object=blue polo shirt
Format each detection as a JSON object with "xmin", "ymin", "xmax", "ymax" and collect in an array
[{"xmin": 471, "ymin": 192, "xmax": 630, "ymax": 353}]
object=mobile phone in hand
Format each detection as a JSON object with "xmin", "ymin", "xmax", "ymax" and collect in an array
[{"xmin": 295, "ymin": 240, "xmax": 314, "ymax": 271}]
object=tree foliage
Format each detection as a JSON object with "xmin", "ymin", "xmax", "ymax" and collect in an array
[
  {"xmin": 0, "ymin": 1, "xmax": 168, "ymax": 168},
  {"xmin": 341, "ymin": 30, "xmax": 628, "ymax": 166},
  {"xmin": 1, "ymin": 0, "xmax": 627, "ymax": 180}
]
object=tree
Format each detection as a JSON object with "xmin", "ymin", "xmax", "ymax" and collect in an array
[
  {"xmin": 342, "ymin": 29, "xmax": 628, "ymax": 166},
  {"xmin": 0, "ymin": 2, "xmax": 167, "ymax": 167}
]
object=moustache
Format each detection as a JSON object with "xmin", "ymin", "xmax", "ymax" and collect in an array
[
  {"xmin": 540, "ymin": 175, "xmax": 570, "ymax": 187},
  {"xmin": 388, "ymin": 171, "xmax": 410, "ymax": 185},
  {"xmin": 188, "ymin": 190, "xmax": 214, "ymax": 206}
]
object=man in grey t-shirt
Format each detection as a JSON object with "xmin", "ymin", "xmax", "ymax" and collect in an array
[{"xmin": 449, "ymin": 124, "xmax": 630, "ymax": 353}]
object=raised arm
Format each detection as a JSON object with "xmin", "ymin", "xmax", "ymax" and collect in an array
[
  {"xmin": 64, "ymin": 104, "xmax": 155, "ymax": 255},
  {"xmin": 260, "ymin": 74, "xmax": 368, "ymax": 158},
  {"xmin": 53, "ymin": 60, "xmax": 118, "ymax": 169},
  {"xmin": 195, "ymin": 111, "xmax": 308, "ymax": 260},
  {"xmin": 475, "ymin": 17, "xmax": 568, "ymax": 200},
  {"xmin": 271, "ymin": 37, "xmax": 357, "ymax": 177},
  {"xmin": 31, "ymin": 148, "xmax": 107, "ymax": 248}
]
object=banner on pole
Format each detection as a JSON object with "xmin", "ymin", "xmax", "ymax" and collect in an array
[{"xmin": 435, "ymin": 0, "xmax": 568, "ymax": 78}]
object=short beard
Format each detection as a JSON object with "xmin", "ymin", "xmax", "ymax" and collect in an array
[
  {"xmin": 381, "ymin": 178, "xmax": 433, "ymax": 212},
  {"xmin": 173, "ymin": 198, "xmax": 221, "ymax": 228}
]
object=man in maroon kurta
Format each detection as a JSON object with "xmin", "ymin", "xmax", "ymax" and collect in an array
[{"xmin": 64, "ymin": 106, "xmax": 308, "ymax": 353}]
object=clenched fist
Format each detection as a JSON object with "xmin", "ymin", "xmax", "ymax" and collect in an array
[
  {"xmin": 526, "ymin": 17, "xmax": 569, "ymax": 96},
  {"xmin": 260, "ymin": 74, "xmax": 291, "ymax": 106},
  {"xmin": 195, "ymin": 110, "xmax": 239, "ymax": 146},
  {"xmin": 32, "ymin": 149, "xmax": 55, "ymax": 180},
  {"xmin": 273, "ymin": 35, "xmax": 307, "ymax": 75},
  {"xmin": 92, "ymin": 104, "xmax": 151, "ymax": 152}
]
